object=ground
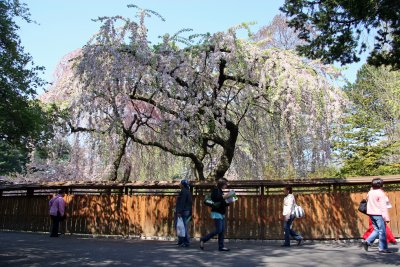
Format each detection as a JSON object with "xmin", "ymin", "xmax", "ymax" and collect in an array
[{"xmin": 0, "ymin": 232, "xmax": 398, "ymax": 266}]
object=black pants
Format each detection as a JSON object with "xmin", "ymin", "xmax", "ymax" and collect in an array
[{"xmin": 50, "ymin": 215, "xmax": 61, "ymax": 237}]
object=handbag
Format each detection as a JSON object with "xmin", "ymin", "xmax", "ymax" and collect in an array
[
  {"xmin": 203, "ymin": 193, "xmax": 221, "ymax": 208},
  {"xmin": 358, "ymin": 199, "xmax": 368, "ymax": 214},
  {"xmin": 176, "ymin": 217, "xmax": 186, "ymax": 237},
  {"xmin": 292, "ymin": 204, "xmax": 305, "ymax": 218}
]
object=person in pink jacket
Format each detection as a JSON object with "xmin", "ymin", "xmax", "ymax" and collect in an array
[
  {"xmin": 362, "ymin": 178, "xmax": 392, "ymax": 253},
  {"xmin": 49, "ymin": 189, "xmax": 66, "ymax": 237}
]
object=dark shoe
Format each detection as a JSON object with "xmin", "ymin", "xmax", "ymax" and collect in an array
[
  {"xmin": 200, "ymin": 240, "xmax": 204, "ymax": 250},
  {"xmin": 180, "ymin": 243, "xmax": 190, "ymax": 247},
  {"xmin": 50, "ymin": 235, "xmax": 58, "ymax": 237},
  {"xmin": 362, "ymin": 241, "xmax": 369, "ymax": 252},
  {"xmin": 281, "ymin": 244, "xmax": 290, "ymax": 247},
  {"xmin": 378, "ymin": 249, "xmax": 393, "ymax": 254},
  {"xmin": 297, "ymin": 239, "xmax": 303, "ymax": 246},
  {"xmin": 219, "ymin": 247, "xmax": 230, "ymax": 251}
]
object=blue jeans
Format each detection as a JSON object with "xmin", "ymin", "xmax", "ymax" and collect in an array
[
  {"xmin": 366, "ymin": 215, "xmax": 387, "ymax": 250},
  {"xmin": 177, "ymin": 210, "xmax": 191, "ymax": 245},
  {"xmin": 283, "ymin": 216, "xmax": 302, "ymax": 246},
  {"xmin": 201, "ymin": 219, "xmax": 225, "ymax": 249}
]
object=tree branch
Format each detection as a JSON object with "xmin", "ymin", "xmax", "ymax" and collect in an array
[{"xmin": 68, "ymin": 122, "xmax": 107, "ymax": 134}]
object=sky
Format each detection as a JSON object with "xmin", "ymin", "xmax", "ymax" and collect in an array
[{"xmin": 17, "ymin": 0, "xmax": 363, "ymax": 95}]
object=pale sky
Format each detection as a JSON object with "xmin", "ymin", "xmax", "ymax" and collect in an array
[{"xmin": 17, "ymin": 0, "xmax": 362, "ymax": 94}]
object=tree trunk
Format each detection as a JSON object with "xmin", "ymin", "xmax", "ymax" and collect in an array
[
  {"xmin": 208, "ymin": 121, "xmax": 239, "ymax": 181},
  {"xmin": 109, "ymin": 133, "xmax": 128, "ymax": 181}
]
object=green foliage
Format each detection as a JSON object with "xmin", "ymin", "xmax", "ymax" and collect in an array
[
  {"xmin": 336, "ymin": 136, "xmax": 400, "ymax": 176},
  {"xmin": 1, "ymin": 0, "xmax": 46, "ymax": 142},
  {"xmin": 306, "ymin": 166, "xmax": 340, "ymax": 179},
  {"xmin": 334, "ymin": 64, "xmax": 400, "ymax": 176},
  {"xmin": 0, "ymin": 141, "xmax": 28, "ymax": 174},
  {"xmin": 0, "ymin": 1, "xmax": 56, "ymax": 174},
  {"xmin": 34, "ymin": 135, "xmax": 71, "ymax": 162},
  {"xmin": 280, "ymin": 0, "xmax": 400, "ymax": 69}
]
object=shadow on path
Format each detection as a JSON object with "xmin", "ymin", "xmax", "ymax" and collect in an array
[{"xmin": 0, "ymin": 232, "xmax": 399, "ymax": 267}]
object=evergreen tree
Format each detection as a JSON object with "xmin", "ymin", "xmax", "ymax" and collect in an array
[
  {"xmin": 0, "ymin": 0, "xmax": 51, "ymax": 174},
  {"xmin": 281, "ymin": 0, "xmax": 400, "ymax": 69},
  {"xmin": 334, "ymin": 65, "xmax": 400, "ymax": 176}
]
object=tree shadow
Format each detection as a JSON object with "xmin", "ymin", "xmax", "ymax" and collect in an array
[{"xmin": 1, "ymin": 232, "xmax": 399, "ymax": 267}]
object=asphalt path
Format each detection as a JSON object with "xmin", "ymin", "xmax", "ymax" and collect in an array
[{"xmin": 0, "ymin": 232, "xmax": 399, "ymax": 267}]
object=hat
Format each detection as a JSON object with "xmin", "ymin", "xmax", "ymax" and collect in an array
[{"xmin": 181, "ymin": 179, "xmax": 190, "ymax": 189}]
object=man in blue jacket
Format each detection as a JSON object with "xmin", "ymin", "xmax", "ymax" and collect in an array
[{"xmin": 176, "ymin": 179, "xmax": 192, "ymax": 247}]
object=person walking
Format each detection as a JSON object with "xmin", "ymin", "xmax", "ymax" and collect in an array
[
  {"xmin": 282, "ymin": 186, "xmax": 303, "ymax": 247},
  {"xmin": 49, "ymin": 189, "xmax": 66, "ymax": 237},
  {"xmin": 200, "ymin": 178, "xmax": 230, "ymax": 251},
  {"xmin": 175, "ymin": 179, "xmax": 193, "ymax": 247},
  {"xmin": 363, "ymin": 194, "xmax": 396, "ymax": 245},
  {"xmin": 363, "ymin": 218, "xmax": 397, "ymax": 245},
  {"xmin": 362, "ymin": 178, "xmax": 392, "ymax": 253}
]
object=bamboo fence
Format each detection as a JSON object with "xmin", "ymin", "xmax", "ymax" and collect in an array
[{"xmin": 0, "ymin": 176, "xmax": 399, "ymax": 240}]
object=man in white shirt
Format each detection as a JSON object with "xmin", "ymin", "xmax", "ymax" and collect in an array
[{"xmin": 282, "ymin": 186, "xmax": 303, "ymax": 247}]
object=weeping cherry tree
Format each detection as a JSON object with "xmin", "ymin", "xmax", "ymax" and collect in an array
[{"xmin": 69, "ymin": 6, "xmax": 345, "ymax": 181}]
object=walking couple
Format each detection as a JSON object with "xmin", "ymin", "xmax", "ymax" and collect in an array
[{"xmin": 176, "ymin": 179, "xmax": 304, "ymax": 251}]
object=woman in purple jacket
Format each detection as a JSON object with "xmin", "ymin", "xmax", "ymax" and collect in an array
[{"xmin": 49, "ymin": 189, "xmax": 66, "ymax": 237}]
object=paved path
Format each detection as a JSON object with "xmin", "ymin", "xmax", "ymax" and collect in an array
[{"xmin": 0, "ymin": 232, "xmax": 399, "ymax": 267}]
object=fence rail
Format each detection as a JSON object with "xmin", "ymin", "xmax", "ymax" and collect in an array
[{"xmin": 0, "ymin": 176, "xmax": 399, "ymax": 240}]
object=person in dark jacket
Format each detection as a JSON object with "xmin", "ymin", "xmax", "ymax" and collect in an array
[
  {"xmin": 200, "ymin": 178, "xmax": 231, "ymax": 251},
  {"xmin": 175, "ymin": 179, "xmax": 192, "ymax": 247}
]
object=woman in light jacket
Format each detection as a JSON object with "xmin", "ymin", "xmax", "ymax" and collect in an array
[
  {"xmin": 282, "ymin": 186, "xmax": 303, "ymax": 247},
  {"xmin": 362, "ymin": 178, "xmax": 391, "ymax": 253},
  {"xmin": 363, "ymin": 195, "xmax": 396, "ymax": 245}
]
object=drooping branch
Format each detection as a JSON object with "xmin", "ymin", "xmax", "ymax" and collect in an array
[
  {"xmin": 68, "ymin": 122, "xmax": 107, "ymax": 134},
  {"xmin": 224, "ymin": 74, "xmax": 259, "ymax": 87},
  {"xmin": 129, "ymin": 90, "xmax": 183, "ymax": 118},
  {"xmin": 122, "ymin": 127, "xmax": 206, "ymax": 180}
]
